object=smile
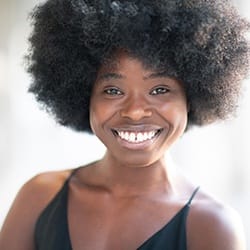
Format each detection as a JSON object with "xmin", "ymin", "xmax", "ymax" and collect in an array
[{"xmin": 113, "ymin": 129, "xmax": 162, "ymax": 143}]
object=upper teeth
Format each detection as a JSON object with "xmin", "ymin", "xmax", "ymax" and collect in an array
[{"xmin": 117, "ymin": 130, "xmax": 158, "ymax": 143}]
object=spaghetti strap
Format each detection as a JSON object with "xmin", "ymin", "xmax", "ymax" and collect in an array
[
  {"xmin": 187, "ymin": 186, "xmax": 200, "ymax": 206},
  {"xmin": 66, "ymin": 166, "xmax": 82, "ymax": 182}
]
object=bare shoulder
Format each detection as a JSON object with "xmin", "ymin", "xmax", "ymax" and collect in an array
[
  {"xmin": 0, "ymin": 169, "xmax": 73, "ymax": 250},
  {"xmin": 26, "ymin": 169, "xmax": 72, "ymax": 202},
  {"xmin": 187, "ymin": 189, "xmax": 246, "ymax": 250},
  {"xmin": 14, "ymin": 169, "xmax": 72, "ymax": 211}
]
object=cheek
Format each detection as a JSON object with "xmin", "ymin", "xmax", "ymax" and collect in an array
[
  {"xmin": 89, "ymin": 104, "xmax": 100, "ymax": 134},
  {"xmin": 160, "ymin": 101, "xmax": 188, "ymax": 128},
  {"xmin": 89, "ymin": 98, "xmax": 113, "ymax": 134}
]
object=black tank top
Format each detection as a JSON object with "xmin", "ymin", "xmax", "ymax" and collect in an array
[{"xmin": 35, "ymin": 171, "xmax": 199, "ymax": 250}]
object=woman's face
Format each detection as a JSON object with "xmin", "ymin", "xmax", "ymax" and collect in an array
[{"xmin": 90, "ymin": 52, "xmax": 188, "ymax": 167}]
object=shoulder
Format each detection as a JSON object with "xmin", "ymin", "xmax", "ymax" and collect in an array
[
  {"xmin": 15, "ymin": 169, "xmax": 72, "ymax": 211},
  {"xmin": 0, "ymin": 169, "xmax": 73, "ymax": 250},
  {"xmin": 187, "ymin": 189, "xmax": 246, "ymax": 250},
  {"xmin": 25, "ymin": 170, "xmax": 72, "ymax": 200}
]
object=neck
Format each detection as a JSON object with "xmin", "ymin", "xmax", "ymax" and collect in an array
[{"xmin": 95, "ymin": 152, "xmax": 177, "ymax": 197}]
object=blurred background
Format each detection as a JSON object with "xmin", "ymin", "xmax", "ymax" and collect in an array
[{"xmin": 0, "ymin": 0, "xmax": 250, "ymax": 247}]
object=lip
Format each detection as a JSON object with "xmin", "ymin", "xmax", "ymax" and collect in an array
[
  {"xmin": 111, "ymin": 125, "xmax": 163, "ymax": 150},
  {"xmin": 112, "ymin": 124, "xmax": 162, "ymax": 132}
]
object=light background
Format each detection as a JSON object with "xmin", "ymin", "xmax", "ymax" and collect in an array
[{"xmin": 0, "ymin": 0, "xmax": 250, "ymax": 247}]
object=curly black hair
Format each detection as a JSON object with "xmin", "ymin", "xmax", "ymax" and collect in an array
[{"xmin": 26, "ymin": 0, "xmax": 250, "ymax": 133}]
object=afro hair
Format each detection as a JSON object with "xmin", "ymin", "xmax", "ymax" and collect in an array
[{"xmin": 26, "ymin": 0, "xmax": 250, "ymax": 133}]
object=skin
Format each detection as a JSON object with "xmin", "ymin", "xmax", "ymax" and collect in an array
[{"xmin": 0, "ymin": 52, "xmax": 246, "ymax": 250}]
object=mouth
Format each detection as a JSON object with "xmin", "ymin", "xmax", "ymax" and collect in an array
[{"xmin": 112, "ymin": 129, "xmax": 163, "ymax": 144}]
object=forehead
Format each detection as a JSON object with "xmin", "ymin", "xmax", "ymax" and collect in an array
[
  {"xmin": 98, "ymin": 50, "xmax": 171, "ymax": 79},
  {"xmin": 95, "ymin": 51, "xmax": 185, "ymax": 92}
]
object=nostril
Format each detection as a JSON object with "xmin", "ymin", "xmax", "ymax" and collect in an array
[{"xmin": 120, "ymin": 108, "xmax": 152, "ymax": 120}]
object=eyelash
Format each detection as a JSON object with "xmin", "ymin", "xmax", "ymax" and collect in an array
[
  {"xmin": 150, "ymin": 86, "xmax": 170, "ymax": 95},
  {"xmin": 103, "ymin": 86, "xmax": 170, "ymax": 96},
  {"xmin": 103, "ymin": 87, "xmax": 123, "ymax": 96}
]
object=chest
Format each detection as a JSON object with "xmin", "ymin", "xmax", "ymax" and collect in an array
[{"xmin": 68, "ymin": 190, "xmax": 187, "ymax": 250}]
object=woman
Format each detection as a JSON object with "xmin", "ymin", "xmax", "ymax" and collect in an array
[{"xmin": 0, "ymin": 0, "xmax": 249, "ymax": 249}]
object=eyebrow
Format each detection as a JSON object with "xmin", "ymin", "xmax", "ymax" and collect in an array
[
  {"xmin": 96, "ymin": 71, "xmax": 173, "ymax": 82},
  {"xmin": 97, "ymin": 73, "xmax": 124, "ymax": 81},
  {"xmin": 143, "ymin": 71, "xmax": 173, "ymax": 80}
]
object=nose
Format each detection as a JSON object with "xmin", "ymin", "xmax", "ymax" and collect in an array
[{"xmin": 120, "ymin": 94, "xmax": 152, "ymax": 121}]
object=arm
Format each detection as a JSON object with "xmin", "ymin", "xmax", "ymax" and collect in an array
[
  {"xmin": 0, "ymin": 171, "xmax": 69, "ymax": 250},
  {"xmin": 187, "ymin": 199, "xmax": 246, "ymax": 250}
]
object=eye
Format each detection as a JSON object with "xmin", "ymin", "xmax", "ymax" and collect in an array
[
  {"xmin": 104, "ymin": 87, "xmax": 123, "ymax": 96},
  {"xmin": 150, "ymin": 86, "xmax": 170, "ymax": 95}
]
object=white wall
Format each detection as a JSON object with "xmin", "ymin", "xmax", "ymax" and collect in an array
[{"xmin": 0, "ymin": 0, "xmax": 250, "ymax": 246}]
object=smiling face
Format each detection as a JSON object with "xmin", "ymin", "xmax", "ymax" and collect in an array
[{"xmin": 90, "ymin": 52, "xmax": 188, "ymax": 167}]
